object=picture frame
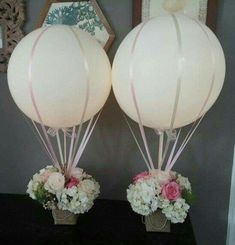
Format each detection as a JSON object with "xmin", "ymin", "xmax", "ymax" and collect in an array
[
  {"xmin": 0, "ymin": 21, "xmax": 6, "ymax": 51},
  {"xmin": 132, "ymin": 0, "xmax": 218, "ymax": 32},
  {"xmin": 0, "ymin": 0, "xmax": 25, "ymax": 73},
  {"xmin": 37, "ymin": 0, "xmax": 115, "ymax": 51}
]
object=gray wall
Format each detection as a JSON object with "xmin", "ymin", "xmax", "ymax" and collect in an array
[{"xmin": 0, "ymin": 1, "xmax": 234, "ymax": 245}]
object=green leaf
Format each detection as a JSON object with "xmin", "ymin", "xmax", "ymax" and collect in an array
[
  {"xmin": 34, "ymin": 183, "xmax": 54, "ymax": 205},
  {"xmin": 182, "ymin": 189, "xmax": 195, "ymax": 205}
]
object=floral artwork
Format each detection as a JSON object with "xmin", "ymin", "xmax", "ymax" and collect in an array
[
  {"xmin": 127, "ymin": 170, "xmax": 193, "ymax": 223},
  {"xmin": 41, "ymin": 1, "xmax": 111, "ymax": 48},
  {"xmin": 27, "ymin": 166, "xmax": 100, "ymax": 214},
  {"xmin": 44, "ymin": 2, "xmax": 104, "ymax": 36}
]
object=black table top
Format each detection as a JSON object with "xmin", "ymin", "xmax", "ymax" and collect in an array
[{"xmin": 0, "ymin": 194, "xmax": 196, "ymax": 245}]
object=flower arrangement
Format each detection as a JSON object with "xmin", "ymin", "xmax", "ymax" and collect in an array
[
  {"xmin": 127, "ymin": 170, "xmax": 193, "ymax": 224},
  {"xmin": 27, "ymin": 166, "xmax": 100, "ymax": 214}
]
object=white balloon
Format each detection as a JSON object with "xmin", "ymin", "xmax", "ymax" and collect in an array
[
  {"xmin": 8, "ymin": 25, "xmax": 111, "ymax": 128},
  {"xmin": 112, "ymin": 14, "xmax": 225, "ymax": 129}
]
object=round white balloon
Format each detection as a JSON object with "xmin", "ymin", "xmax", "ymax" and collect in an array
[
  {"xmin": 8, "ymin": 25, "xmax": 111, "ymax": 128},
  {"xmin": 112, "ymin": 14, "xmax": 225, "ymax": 129}
]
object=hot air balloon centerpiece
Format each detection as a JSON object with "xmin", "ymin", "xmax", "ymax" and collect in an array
[
  {"xmin": 112, "ymin": 1, "xmax": 225, "ymax": 232},
  {"xmin": 7, "ymin": 25, "xmax": 111, "ymax": 225}
]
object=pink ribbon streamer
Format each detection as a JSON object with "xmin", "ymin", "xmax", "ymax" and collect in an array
[
  {"xmin": 128, "ymin": 15, "xmax": 183, "ymax": 171},
  {"xmin": 165, "ymin": 129, "xmax": 181, "ymax": 170},
  {"xmin": 67, "ymin": 27, "xmax": 90, "ymax": 170},
  {"xmin": 158, "ymin": 14, "xmax": 183, "ymax": 168},
  {"xmin": 166, "ymin": 16, "xmax": 216, "ymax": 171},
  {"xmin": 129, "ymin": 20, "xmax": 155, "ymax": 170},
  {"xmin": 21, "ymin": 112, "xmax": 56, "ymax": 163},
  {"xmin": 123, "ymin": 114, "xmax": 151, "ymax": 169},
  {"xmin": 28, "ymin": 26, "xmax": 61, "ymax": 170},
  {"xmin": 27, "ymin": 26, "xmax": 99, "ymax": 174},
  {"xmin": 125, "ymin": 14, "xmax": 216, "ymax": 172},
  {"xmin": 70, "ymin": 110, "xmax": 102, "ymax": 174},
  {"xmin": 31, "ymin": 120, "xmax": 57, "ymax": 164}
]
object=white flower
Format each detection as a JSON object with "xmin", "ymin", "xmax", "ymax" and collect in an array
[
  {"xmin": 177, "ymin": 175, "xmax": 191, "ymax": 191},
  {"xmin": 26, "ymin": 180, "xmax": 37, "ymax": 199},
  {"xmin": 27, "ymin": 166, "xmax": 100, "ymax": 214},
  {"xmin": 66, "ymin": 186, "xmax": 77, "ymax": 197},
  {"xmin": 39, "ymin": 165, "xmax": 57, "ymax": 174},
  {"xmin": 127, "ymin": 171, "xmax": 192, "ymax": 223},
  {"xmin": 32, "ymin": 173, "xmax": 41, "ymax": 182},
  {"xmin": 150, "ymin": 197, "xmax": 159, "ymax": 212},
  {"xmin": 71, "ymin": 168, "xmax": 91, "ymax": 180},
  {"xmin": 127, "ymin": 177, "xmax": 161, "ymax": 216},
  {"xmin": 57, "ymin": 178, "xmax": 100, "ymax": 214},
  {"xmin": 150, "ymin": 170, "xmax": 171, "ymax": 186},
  {"xmin": 44, "ymin": 172, "xmax": 65, "ymax": 194},
  {"xmin": 71, "ymin": 168, "xmax": 84, "ymax": 180},
  {"xmin": 161, "ymin": 198, "xmax": 190, "ymax": 223},
  {"xmin": 80, "ymin": 179, "xmax": 96, "ymax": 194}
]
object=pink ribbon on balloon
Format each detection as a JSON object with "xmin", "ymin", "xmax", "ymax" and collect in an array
[
  {"xmin": 129, "ymin": 19, "xmax": 155, "ymax": 171},
  {"xmin": 126, "ymin": 14, "xmax": 216, "ymax": 172},
  {"xmin": 165, "ymin": 16, "xmax": 216, "ymax": 171},
  {"xmin": 27, "ymin": 26, "xmax": 101, "ymax": 175},
  {"xmin": 28, "ymin": 26, "xmax": 61, "ymax": 170}
]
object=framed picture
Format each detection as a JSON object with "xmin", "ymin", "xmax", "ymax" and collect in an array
[
  {"xmin": 0, "ymin": 0, "xmax": 25, "ymax": 73},
  {"xmin": 133, "ymin": 0, "xmax": 218, "ymax": 32},
  {"xmin": 0, "ymin": 22, "xmax": 5, "ymax": 51},
  {"xmin": 37, "ymin": 0, "xmax": 115, "ymax": 51}
]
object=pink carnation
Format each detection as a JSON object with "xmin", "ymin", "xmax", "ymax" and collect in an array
[
  {"xmin": 133, "ymin": 171, "xmax": 151, "ymax": 183},
  {"xmin": 162, "ymin": 181, "xmax": 181, "ymax": 201},
  {"xmin": 66, "ymin": 177, "xmax": 80, "ymax": 188},
  {"xmin": 40, "ymin": 170, "xmax": 52, "ymax": 183}
]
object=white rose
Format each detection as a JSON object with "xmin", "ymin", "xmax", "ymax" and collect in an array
[
  {"xmin": 45, "ymin": 172, "xmax": 65, "ymax": 194},
  {"xmin": 71, "ymin": 167, "xmax": 84, "ymax": 180},
  {"xmin": 32, "ymin": 173, "xmax": 41, "ymax": 182},
  {"xmin": 80, "ymin": 179, "xmax": 96, "ymax": 194},
  {"xmin": 26, "ymin": 180, "xmax": 36, "ymax": 199}
]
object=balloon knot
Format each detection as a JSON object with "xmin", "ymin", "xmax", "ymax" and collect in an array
[{"xmin": 162, "ymin": 0, "xmax": 187, "ymax": 14}]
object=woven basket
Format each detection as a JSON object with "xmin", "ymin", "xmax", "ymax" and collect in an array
[
  {"xmin": 144, "ymin": 210, "xmax": 170, "ymax": 232},
  {"xmin": 52, "ymin": 209, "xmax": 78, "ymax": 225}
]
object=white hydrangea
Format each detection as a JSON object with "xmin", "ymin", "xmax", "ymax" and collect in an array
[
  {"xmin": 157, "ymin": 195, "xmax": 170, "ymax": 209},
  {"xmin": 162, "ymin": 198, "xmax": 190, "ymax": 223},
  {"xmin": 127, "ymin": 177, "xmax": 161, "ymax": 216},
  {"xmin": 177, "ymin": 174, "xmax": 191, "ymax": 191},
  {"xmin": 57, "ymin": 179, "xmax": 100, "ymax": 214}
]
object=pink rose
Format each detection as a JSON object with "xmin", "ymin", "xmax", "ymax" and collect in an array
[
  {"xmin": 133, "ymin": 171, "xmax": 151, "ymax": 183},
  {"xmin": 162, "ymin": 181, "xmax": 181, "ymax": 201},
  {"xmin": 66, "ymin": 177, "xmax": 80, "ymax": 188}
]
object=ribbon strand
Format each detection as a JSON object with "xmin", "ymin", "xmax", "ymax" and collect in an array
[
  {"xmin": 28, "ymin": 26, "xmax": 61, "ymax": 170},
  {"xmin": 70, "ymin": 110, "xmax": 102, "ymax": 173},
  {"xmin": 166, "ymin": 16, "xmax": 216, "ymax": 170},
  {"xmin": 124, "ymin": 114, "xmax": 151, "ymax": 170},
  {"xmin": 129, "ymin": 20, "xmax": 155, "ymax": 170}
]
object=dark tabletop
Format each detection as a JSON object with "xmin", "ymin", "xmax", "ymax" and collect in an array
[{"xmin": 0, "ymin": 194, "xmax": 196, "ymax": 245}]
